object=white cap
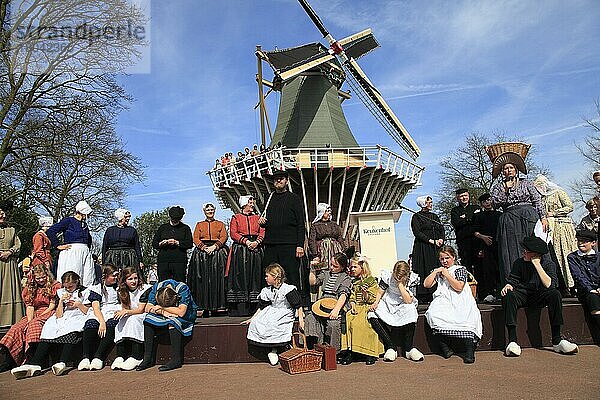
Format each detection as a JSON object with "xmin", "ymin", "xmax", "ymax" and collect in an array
[
  {"xmin": 75, "ymin": 200, "xmax": 92, "ymax": 215},
  {"xmin": 114, "ymin": 208, "xmax": 130, "ymax": 221}
]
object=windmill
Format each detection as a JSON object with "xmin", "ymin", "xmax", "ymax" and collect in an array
[{"xmin": 208, "ymin": 0, "xmax": 425, "ymax": 240}]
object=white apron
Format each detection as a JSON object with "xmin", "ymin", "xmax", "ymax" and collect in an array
[
  {"xmin": 56, "ymin": 243, "xmax": 95, "ymax": 287},
  {"xmin": 40, "ymin": 288, "xmax": 92, "ymax": 340},
  {"xmin": 115, "ymin": 284, "xmax": 152, "ymax": 342},
  {"xmin": 247, "ymin": 283, "xmax": 296, "ymax": 345},
  {"xmin": 367, "ymin": 270, "xmax": 419, "ymax": 327},
  {"xmin": 425, "ymin": 265, "xmax": 482, "ymax": 338}
]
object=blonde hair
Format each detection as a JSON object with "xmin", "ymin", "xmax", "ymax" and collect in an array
[
  {"xmin": 392, "ymin": 260, "xmax": 411, "ymax": 286},
  {"xmin": 350, "ymin": 256, "xmax": 372, "ymax": 278},
  {"xmin": 24, "ymin": 264, "xmax": 55, "ymax": 304},
  {"xmin": 265, "ymin": 263, "xmax": 286, "ymax": 285}
]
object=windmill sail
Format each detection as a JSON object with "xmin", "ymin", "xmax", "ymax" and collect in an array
[{"xmin": 343, "ymin": 58, "xmax": 420, "ymax": 159}]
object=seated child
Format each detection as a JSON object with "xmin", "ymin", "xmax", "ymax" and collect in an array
[
  {"xmin": 136, "ymin": 279, "xmax": 198, "ymax": 372},
  {"xmin": 501, "ymin": 236, "xmax": 577, "ymax": 357},
  {"xmin": 340, "ymin": 254, "xmax": 384, "ymax": 365},
  {"xmin": 368, "ymin": 260, "xmax": 423, "ymax": 362},
  {"xmin": 0, "ymin": 262, "xmax": 60, "ymax": 372},
  {"xmin": 304, "ymin": 252, "xmax": 352, "ymax": 353},
  {"xmin": 78, "ymin": 264, "xmax": 121, "ymax": 371},
  {"xmin": 112, "ymin": 266, "xmax": 152, "ymax": 370},
  {"xmin": 243, "ymin": 263, "xmax": 304, "ymax": 365},
  {"xmin": 11, "ymin": 272, "xmax": 92, "ymax": 378},
  {"xmin": 567, "ymin": 229, "xmax": 600, "ymax": 340},
  {"xmin": 425, "ymin": 246, "xmax": 482, "ymax": 364}
]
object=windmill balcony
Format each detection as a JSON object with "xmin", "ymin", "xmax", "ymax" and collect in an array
[{"xmin": 208, "ymin": 145, "xmax": 424, "ymax": 190}]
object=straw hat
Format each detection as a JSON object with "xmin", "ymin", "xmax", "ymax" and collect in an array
[{"xmin": 311, "ymin": 297, "xmax": 338, "ymax": 318}]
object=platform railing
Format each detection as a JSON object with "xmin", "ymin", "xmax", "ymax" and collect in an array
[{"xmin": 207, "ymin": 145, "xmax": 424, "ymax": 188}]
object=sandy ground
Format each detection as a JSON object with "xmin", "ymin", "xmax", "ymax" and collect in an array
[{"xmin": 1, "ymin": 346, "xmax": 598, "ymax": 400}]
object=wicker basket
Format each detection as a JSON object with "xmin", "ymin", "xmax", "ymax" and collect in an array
[
  {"xmin": 485, "ymin": 142, "xmax": 530, "ymax": 162},
  {"xmin": 279, "ymin": 332, "xmax": 323, "ymax": 375},
  {"xmin": 467, "ymin": 271, "xmax": 477, "ymax": 298}
]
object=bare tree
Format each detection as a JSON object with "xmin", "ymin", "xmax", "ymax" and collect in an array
[
  {"xmin": 437, "ymin": 131, "xmax": 549, "ymax": 239},
  {"xmin": 570, "ymin": 100, "xmax": 600, "ymax": 204},
  {"xmin": 0, "ymin": 0, "xmax": 147, "ymax": 171},
  {"xmin": 9, "ymin": 99, "xmax": 144, "ymax": 231}
]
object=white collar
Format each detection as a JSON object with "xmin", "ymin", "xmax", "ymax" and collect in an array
[{"xmin": 577, "ymin": 249, "xmax": 596, "ymax": 256}]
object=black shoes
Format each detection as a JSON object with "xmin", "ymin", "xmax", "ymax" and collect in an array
[
  {"xmin": 463, "ymin": 340, "xmax": 475, "ymax": 364},
  {"xmin": 365, "ymin": 356, "xmax": 377, "ymax": 365},
  {"xmin": 439, "ymin": 339, "xmax": 454, "ymax": 359},
  {"xmin": 135, "ymin": 361, "xmax": 154, "ymax": 371},
  {"xmin": 339, "ymin": 352, "xmax": 353, "ymax": 365},
  {"xmin": 158, "ymin": 361, "xmax": 182, "ymax": 372}
]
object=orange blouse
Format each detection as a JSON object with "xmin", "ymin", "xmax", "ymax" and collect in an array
[{"xmin": 193, "ymin": 220, "xmax": 228, "ymax": 249}]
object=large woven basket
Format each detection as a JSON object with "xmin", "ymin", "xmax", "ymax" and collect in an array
[
  {"xmin": 485, "ymin": 142, "xmax": 530, "ymax": 161},
  {"xmin": 279, "ymin": 332, "xmax": 323, "ymax": 375}
]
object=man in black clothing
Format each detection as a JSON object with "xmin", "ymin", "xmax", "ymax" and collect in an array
[
  {"xmin": 450, "ymin": 188, "xmax": 480, "ymax": 273},
  {"xmin": 501, "ymin": 236, "xmax": 578, "ymax": 357},
  {"xmin": 259, "ymin": 170, "xmax": 307, "ymax": 301},
  {"xmin": 472, "ymin": 193, "xmax": 502, "ymax": 302},
  {"xmin": 152, "ymin": 205, "xmax": 193, "ymax": 282}
]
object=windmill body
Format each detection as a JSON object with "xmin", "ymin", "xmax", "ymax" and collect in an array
[{"xmin": 207, "ymin": 0, "xmax": 424, "ymax": 242}]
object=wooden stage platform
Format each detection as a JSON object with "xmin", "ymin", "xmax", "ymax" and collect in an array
[
  {"xmin": 1, "ymin": 300, "xmax": 597, "ymax": 365},
  {"xmin": 159, "ymin": 299, "xmax": 598, "ymax": 364}
]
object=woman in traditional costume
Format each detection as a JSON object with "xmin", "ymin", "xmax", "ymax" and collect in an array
[
  {"xmin": 102, "ymin": 208, "xmax": 143, "ymax": 274},
  {"xmin": 410, "ymin": 195, "xmax": 445, "ymax": 303},
  {"xmin": 0, "ymin": 200, "xmax": 23, "ymax": 327},
  {"xmin": 47, "ymin": 200, "xmax": 95, "ymax": 286},
  {"xmin": 187, "ymin": 203, "xmax": 228, "ymax": 316},
  {"xmin": 533, "ymin": 175, "xmax": 577, "ymax": 293},
  {"xmin": 308, "ymin": 203, "xmax": 344, "ymax": 269},
  {"xmin": 488, "ymin": 143, "xmax": 548, "ymax": 286},
  {"xmin": 226, "ymin": 196, "xmax": 264, "ymax": 316},
  {"xmin": 31, "ymin": 216, "xmax": 53, "ymax": 268}
]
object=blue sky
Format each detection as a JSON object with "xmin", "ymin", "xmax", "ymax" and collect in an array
[{"xmin": 116, "ymin": 0, "xmax": 600, "ymax": 258}]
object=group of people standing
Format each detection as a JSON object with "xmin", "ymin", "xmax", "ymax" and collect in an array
[{"xmin": 0, "ymin": 140, "xmax": 598, "ymax": 375}]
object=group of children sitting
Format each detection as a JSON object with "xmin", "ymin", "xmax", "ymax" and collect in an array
[
  {"xmin": 2, "ymin": 229, "xmax": 597, "ymax": 376},
  {"xmin": 1, "ymin": 261, "xmax": 197, "ymax": 379}
]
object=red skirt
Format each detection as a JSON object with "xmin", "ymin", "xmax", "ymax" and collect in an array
[{"xmin": 0, "ymin": 308, "xmax": 54, "ymax": 365}]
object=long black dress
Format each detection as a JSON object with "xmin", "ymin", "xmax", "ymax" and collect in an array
[
  {"xmin": 102, "ymin": 225, "xmax": 143, "ymax": 271},
  {"xmin": 411, "ymin": 210, "xmax": 445, "ymax": 302}
]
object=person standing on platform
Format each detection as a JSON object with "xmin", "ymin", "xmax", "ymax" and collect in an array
[
  {"xmin": 102, "ymin": 208, "xmax": 143, "ymax": 276},
  {"xmin": 450, "ymin": 188, "xmax": 480, "ymax": 274},
  {"xmin": 472, "ymin": 193, "xmax": 502, "ymax": 302},
  {"xmin": 501, "ymin": 236, "xmax": 578, "ymax": 357},
  {"xmin": 533, "ymin": 175, "xmax": 578, "ymax": 295},
  {"xmin": 31, "ymin": 216, "xmax": 53, "ymax": 268},
  {"xmin": 227, "ymin": 196, "xmax": 264, "ymax": 317},
  {"xmin": 411, "ymin": 195, "xmax": 445, "ymax": 303},
  {"xmin": 488, "ymin": 143, "xmax": 548, "ymax": 288},
  {"xmin": 0, "ymin": 200, "xmax": 23, "ymax": 327},
  {"xmin": 309, "ymin": 203, "xmax": 345, "ymax": 270},
  {"xmin": 187, "ymin": 203, "xmax": 228, "ymax": 317},
  {"xmin": 259, "ymin": 170, "xmax": 308, "ymax": 304},
  {"xmin": 47, "ymin": 200, "xmax": 95, "ymax": 287},
  {"xmin": 152, "ymin": 206, "xmax": 193, "ymax": 282}
]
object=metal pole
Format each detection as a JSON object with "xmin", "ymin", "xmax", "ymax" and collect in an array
[{"xmin": 256, "ymin": 45, "xmax": 266, "ymax": 147}]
